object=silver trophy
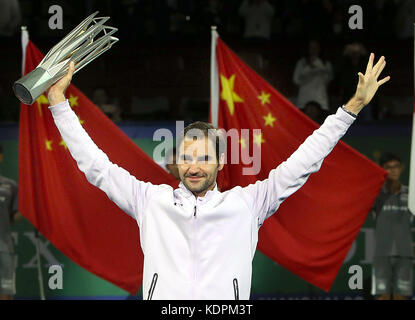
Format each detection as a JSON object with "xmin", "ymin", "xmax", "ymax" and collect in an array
[{"xmin": 13, "ymin": 11, "xmax": 119, "ymax": 105}]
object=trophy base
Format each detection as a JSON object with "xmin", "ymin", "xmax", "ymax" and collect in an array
[
  {"xmin": 13, "ymin": 67, "xmax": 54, "ymax": 106},
  {"xmin": 13, "ymin": 82, "xmax": 34, "ymax": 105}
]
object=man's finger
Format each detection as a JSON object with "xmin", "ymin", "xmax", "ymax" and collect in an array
[
  {"xmin": 372, "ymin": 56, "xmax": 385, "ymax": 76},
  {"xmin": 358, "ymin": 72, "xmax": 364, "ymax": 83},
  {"xmin": 378, "ymin": 76, "xmax": 391, "ymax": 86},
  {"xmin": 67, "ymin": 61, "xmax": 75, "ymax": 79},
  {"xmin": 365, "ymin": 53, "xmax": 374, "ymax": 74},
  {"xmin": 375, "ymin": 60, "xmax": 386, "ymax": 79},
  {"xmin": 58, "ymin": 62, "xmax": 74, "ymax": 87}
]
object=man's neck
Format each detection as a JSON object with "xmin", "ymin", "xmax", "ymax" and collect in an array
[
  {"xmin": 193, "ymin": 182, "xmax": 217, "ymax": 198},
  {"xmin": 386, "ymin": 179, "xmax": 401, "ymax": 195}
]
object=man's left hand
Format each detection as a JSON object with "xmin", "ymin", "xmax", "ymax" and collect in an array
[{"xmin": 346, "ymin": 53, "xmax": 390, "ymax": 115}]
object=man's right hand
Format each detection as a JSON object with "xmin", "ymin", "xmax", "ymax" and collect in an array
[{"xmin": 46, "ymin": 61, "xmax": 75, "ymax": 106}]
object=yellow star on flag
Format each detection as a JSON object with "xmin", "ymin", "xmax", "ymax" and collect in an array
[
  {"xmin": 45, "ymin": 139, "xmax": 53, "ymax": 151},
  {"xmin": 69, "ymin": 94, "xmax": 79, "ymax": 108},
  {"xmin": 257, "ymin": 91, "xmax": 270, "ymax": 106},
  {"xmin": 220, "ymin": 74, "xmax": 244, "ymax": 115},
  {"xmin": 253, "ymin": 132, "xmax": 265, "ymax": 147},
  {"xmin": 239, "ymin": 137, "xmax": 246, "ymax": 149},
  {"xmin": 36, "ymin": 94, "xmax": 49, "ymax": 116},
  {"xmin": 263, "ymin": 112, "xmax": 276, "ymax": 127},
  {"xmin": 59, "ymin": 138, "xmax": 68, "ymax": 150},
  {"xmin": 77, "ymin": 115, "xmax": 85, "ymax": 125}
]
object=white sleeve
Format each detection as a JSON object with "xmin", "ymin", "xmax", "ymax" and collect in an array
[
  {"xmin": 293, "ymin": 59, "xmax": 314, "ymax": 86},
  {"xmin": 240, "ymin": 106, "xmax": 356, "ymax": 226},
  {"xmin": 323, "ymin": 61, "xmax": 334, "ymax": 84},
  {"xmin": 49, "ymin": 100, "xmax": 158, "ymax": 226}
]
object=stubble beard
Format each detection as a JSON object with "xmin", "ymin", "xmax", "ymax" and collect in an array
[{"xmin": 183, "ymin": 173, "xmax": 216, "ymax": 195}]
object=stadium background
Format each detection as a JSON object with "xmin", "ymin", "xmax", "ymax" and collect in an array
[{"xmin": 0, "ymin": 0, "xmax": 414, "ymax": 299}]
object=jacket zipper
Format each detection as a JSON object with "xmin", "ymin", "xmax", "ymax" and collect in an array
[
  {"xmin": 233, "ymin": 278, "xmax": 239, "ymax": 300},
  {"xmin": 147, "ymin": 273, "xmax": 158, "ymax": 300},
  {"xmin": 193, "ymin": 205, "xmax": 197, "ymax": 297}
]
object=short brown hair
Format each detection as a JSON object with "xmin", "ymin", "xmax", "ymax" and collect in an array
[
  {"xmin": 177, "ymin": 121, "xmax": 225, "ymax": 162},
  {"xmin": 380, "ymin": 153, "xmax": 401, "ymax": 167}
]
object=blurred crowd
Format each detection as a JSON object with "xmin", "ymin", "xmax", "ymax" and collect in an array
[
  {"xmin": 25, "ymin": 0, "xmax": 413, "ymax": 43},
  {"xmin": 0, "ymin": 0, "xmax": 414, "ymax": 122},
  {"xmin": 0, "ymin": 0, "xmax": 414, "ymax": 300}
]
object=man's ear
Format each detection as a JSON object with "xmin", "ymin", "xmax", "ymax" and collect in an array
[{"xmin": 218, "ymin": 153, "xmax": 225, "ymax": 171}]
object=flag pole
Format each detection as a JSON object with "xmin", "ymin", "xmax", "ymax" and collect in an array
[
  {"xmin": 34, "ymin": 229, "xmax": 46, "ymax": 300},
  {"xmin": 20, "ymin": 25, "xmax": 46, "ymax": 300},
  {"xmin": 210, "ymin": 26, "xmax": 219, "ymax": 127},
  {"xmin": 20, "ymin": 26, "xmax": 29, "ymax": 76},
  {"xmin": 409, "ymin": 24, "xmax": 415, "ymax": 215}
]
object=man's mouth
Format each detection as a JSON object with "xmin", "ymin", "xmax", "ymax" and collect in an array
[{"xmin": 186, "ymin": 176, "xmax": 204, "ymax": 182}]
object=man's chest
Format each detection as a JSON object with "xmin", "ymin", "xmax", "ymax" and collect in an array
[
  {"xmin": 380, "ymin": 193, "xmax": 410, "ymax": 217},
  {"xmin": 146, "ymin": 192, "xmax": 252, "ymax": 232}
]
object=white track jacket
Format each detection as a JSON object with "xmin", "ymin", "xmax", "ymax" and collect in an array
[{"xmin": 49, "ymin": 100, "xmax": 356, "ymax": 300}]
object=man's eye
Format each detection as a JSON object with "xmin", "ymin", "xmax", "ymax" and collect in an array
[{"xmin": 197, "ymin": 156, "xmax": 211, "ymax": 162}]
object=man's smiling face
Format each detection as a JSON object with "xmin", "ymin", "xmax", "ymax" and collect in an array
[{"xmin": 177, "ymin": 136, "xmax": 224, "ymax": 197}]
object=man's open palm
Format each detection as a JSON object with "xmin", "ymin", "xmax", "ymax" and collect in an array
[{"xmin": 355, "ymin": 53, "xmax": 390, "ymax": 106}]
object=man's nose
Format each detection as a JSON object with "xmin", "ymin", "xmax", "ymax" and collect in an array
[
  {"xmin": 188, "ymin": 161, "xmax": 204, "ymax": 172},
  {"xmin": 188, "ymin": 164, "xmax": 200, "ymax": 173}
]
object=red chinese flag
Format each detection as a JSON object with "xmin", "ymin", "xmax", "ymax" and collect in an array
[
  {"xmin": 18, "ymin": 31, "xmax": 177, "ymax": 294},
  {"xmin": 210, "ymin": 32, "xmax": 387, "ymax": 291}
]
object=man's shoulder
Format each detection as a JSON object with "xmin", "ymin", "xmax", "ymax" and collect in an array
[
  {"xmin": 144, "ymin": 183, "xmax": 175, "ymax": 203},
  {"xmin": 296, "ymin": 57, "xmax": 307, "ymax": 66},
  {"xmin": 145, "ymin": 182, "xmax": 175, "ymax": 193},
  {"xmin": 0, "ymin": 175, "xmax": 17, "ymax": 188},
  {"xmin": 222, "ymin": 184, "xmax": 253, "ymax": 201},
  {"xmin": 157, "ymin": 183, "xmax": 175, "ymax": 191}
]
